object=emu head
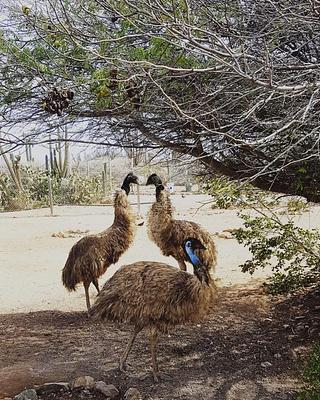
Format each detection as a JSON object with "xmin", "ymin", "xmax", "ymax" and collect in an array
[
  {"xmin": 121, "ymin": 172, "xmax": 139, "ymax": 195},
  {"xmin": 146, "ymin": 173, "xmax": 163, "ymax": 186}
]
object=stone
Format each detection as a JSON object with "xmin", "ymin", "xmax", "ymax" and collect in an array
[
  {"xmin": 217, "ymin": 232, "xmax": 234, "ymax": 239},
  {"xmin": 261, "ymin": 361, "xmax": 272, "ymax": 368},
  {"xmin": 71, "ymin": 376, "xmax": 95, "ymax": 390},
  {"xmin": 290, "ymin": 349, "xmax": 298, "ymax": 360},
  {"xmin": 14, "ymin": 389, "xmax": 38, "ymax": 400},
  {"xmin": 35, "ymin": 382, "xmax": 70, "ymax": 395},
  {"xmin": 226, "ymin": 381, "xmax": 258, "ymax": 400},
  {"xmin": 95, "ymin": 382, "xmax": 119, "ymax": 399},
  {"xmin": 124, "ymin": 387, "xmax": 142, "ymax": 400}
]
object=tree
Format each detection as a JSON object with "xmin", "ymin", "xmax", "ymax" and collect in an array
[{"xmin": 1, "ymin": 1, "xmax": 320, "ymax": 200}]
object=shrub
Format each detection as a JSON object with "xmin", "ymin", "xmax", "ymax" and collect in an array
[
  {"xmin": 235, "ymin": 211, "xmax": 320, "ymax": 294},
  {"xmin": 204, "ymin": 176, "xmax": 276, "ymax": 209},
  {"xmin": 0, "ymin": 166, "xmax": 105, "ymax": 209},
  {"xmin": 298, "ymin": 343, "xmax": 320, "ymax": 400},
  {"xmin": 56, "ymin": 172, "xmax": 103, "ymax": 205}
]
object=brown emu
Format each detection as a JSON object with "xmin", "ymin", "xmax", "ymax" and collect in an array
[
  {"xmin": 61, "ymin": 172, "xmax": 138, "ymax": 313},
  {"xmin": 146, "ymin": 173, "xmax": 217, "ymax": 272},
  {"xmin": 90, "ymin": 237, "xmax": 215, "ymax": 382}
]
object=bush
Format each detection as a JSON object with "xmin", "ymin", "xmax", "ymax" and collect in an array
[
  {"xmin": 56, "ymin": 172, "xmax": 103, "ymax": 205},
  {"xmin": 298, "ymin": 343, "xmax": 320, "ymax": 400},
  {"xmin": 234, "ymin": 212, "xmax": 320, "ymax": 294},
  {"xmin": 204, "ymin": 176, "xmax": 276, "ymax": 209},
  {"xmin": 0, "ymin": 166, "xmax": 105, "ymax": 209}
]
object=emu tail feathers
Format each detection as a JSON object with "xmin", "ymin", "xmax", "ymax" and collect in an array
[{"xmin": 61, "ymin": 247, "xmax": 79, "ymax": 291}]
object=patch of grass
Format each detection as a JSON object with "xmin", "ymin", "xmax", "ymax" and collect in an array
[{"xmin": 297, "ymin": 343, "xmax": 320, "ymax": 400}]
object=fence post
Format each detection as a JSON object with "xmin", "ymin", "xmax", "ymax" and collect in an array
[
  {"xmin": 109, "ymin": 156, "xmax": 112, "ymax": 193},
  {"xmin": 103, "ymin": 162, "xmax": 107, "ymax": 196},
  {"xmin": 45, "ymin": 154, "xmax": 54, "ymax": 216}
]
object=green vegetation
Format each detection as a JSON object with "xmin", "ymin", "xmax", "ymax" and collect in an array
[
  {"xmin": 235, "ymin": 211, "xmax": 320, "ymax": 294},
  {"xmin": 204, "ymin": 177, "xmax": 277, "ymax": 209},
  {"xmin": 205, "ymin": 177, "xmax": 319, "ymax": 294},
  {"xmin": 0, "ymin": 166, "xmax": 105, "ymax": 210},
  {"xmin": 298, "ymin": 343, "xmax": 320, "ymax": 400}
]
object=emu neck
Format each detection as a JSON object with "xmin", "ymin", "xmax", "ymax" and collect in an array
[
  {"xmin": 156, "ymin": 190, "xmax": 173, "ymax": 218},
  {"xmin": 186, "ymin": 246, "xmax": 210, "ymax": 285},
  {"xmin": 193, "ymin": 263, "xmax": 211, "ymax": 285},
  {"xmin": 113, "ymin": 205, "xmax": 133, "ymax": 229},
  {"xmin": 121, "ymin": 183, "xmax": 130, "ymax": 195}
]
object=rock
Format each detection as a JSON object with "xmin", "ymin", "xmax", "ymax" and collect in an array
[
  {"xmin": 217, "ymin": 232, "xmax": 234, "ymax": 239},
  {"xmin": 35, "ymin": 382, "xmax": 70, "ymax": 395},
  {"xmin": 274, "ymin": 353, "xmax": 282, "ymax": 359},
  {"xmin": 14, "ymin": 389, "xmax": 38, "ymax": 400},
  {"xmin": 290, "ymin": 345, "xmax": 309, "ymax": 361},
  {"xmin": 226, "ymin": 381, "xmax": 258, "ymax": 400},
  {"xmin": 261, "ymin": 361, "xmax": 272, "ymax": 368},
  {"xmin": 95, "ymin": 382, "xmax": 119, "ymax": 399},
  {"xmin": 290, "ymin": 349, "xmax": 298, "ymax": 360},
  {"xmin": 71, "ymin": 376, "xmax": 95, "ymax": 390},
  {"xmin": 124, "ymin": 387, "xmax": 142, "ymax": 400}
]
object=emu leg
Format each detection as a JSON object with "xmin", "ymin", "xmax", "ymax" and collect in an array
[
  {"xmin": 83, "ymin": 281, "xmax": 91, "ymax": 315},
  {"xmin": 119, "ymin": 325, "xmax": 142, "ymax": 372},
  {"xmin": 150, "ymin": 327, "xmax": 160, "ymax": 382},
  {"xmin": 92, "ymin": 277, "xmax": 100, "ymax": 294},
  {"xmin": 177, "ymin": 258, "xmax": 187, "ymax": 271}
]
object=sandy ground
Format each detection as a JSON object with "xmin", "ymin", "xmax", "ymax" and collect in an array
[{"xmin": 0, "ymin": 193, "xmax": 271, "ymax": 314}]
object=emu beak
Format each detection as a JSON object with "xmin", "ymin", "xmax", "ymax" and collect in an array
[{"xmin": 132, "ymin": 175, "xmax": 139, "ymax": 184}]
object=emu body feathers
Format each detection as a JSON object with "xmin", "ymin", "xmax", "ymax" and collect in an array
[
  {"xmin": 91, "ymin": 261, "xmax": 214, "ymax": 332},
  {"xmin": 91, "ymin": 256, "xmax": 215, "ymax": 381},
  {"xmin": 147, "ymin": 181, "xmax": 217, "ymax": 272},
  {"xmin": 62, "ymin": 187, "xmax": 136, "ymax": 312}
]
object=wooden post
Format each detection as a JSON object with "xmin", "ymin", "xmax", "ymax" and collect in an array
[
  {"xmin": 103, "ymin": 162, "xmax": 107, "ymax": 196},
  {"xmin": 136, "ymin": 181, "xmax": 141, "ymax": 217},
  {"xmin": 45, "ymin": 154, "xmax": 54, "ymax": 216},
  {"xmin": 109, "ymin": 156, "xmax": 112, "ymax": 193}
]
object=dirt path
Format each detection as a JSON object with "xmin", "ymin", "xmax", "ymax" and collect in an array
[{"xmin": 1, "ymin": 285, "xmax": 318, "ymax": 399}]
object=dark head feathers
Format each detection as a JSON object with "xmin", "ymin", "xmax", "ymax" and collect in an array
[
  {"xmin": 121, "ymin": 172, "xmax": 139, "ymax": 195},
  {"xmin": 146, "ymin": 173, "xmax": 163, "ymax": 186}
]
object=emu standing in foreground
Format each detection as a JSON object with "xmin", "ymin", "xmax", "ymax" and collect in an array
[
  {"xmin": 90, "ymin": 237, "xmax": 215, "ymax": 382},
  {"xmin": 62, "ymin": 172, "xmax": 139, "ymax": 313},
  {"xmin": 146, "ymin": 173, "xmax": 217, "ymax": 272}
]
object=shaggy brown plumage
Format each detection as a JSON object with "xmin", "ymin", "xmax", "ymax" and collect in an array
[
  {"xmin": 91, "ymin": 238, "xmax": 215, "ymax": 382},
  {"xmin": 62, "ymin": 173, "xmax": 138, "ymax": 313},
  {"xmin": 146, "ymin": 174, "xmax": 217, "ymax": 272}
]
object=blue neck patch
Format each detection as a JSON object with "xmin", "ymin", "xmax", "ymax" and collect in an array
[{"xmin": 185, "ymin": 242, "xmax": 201, "ymax": 267}]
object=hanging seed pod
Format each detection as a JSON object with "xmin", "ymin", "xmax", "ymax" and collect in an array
[
  {"xmin": 42, "ymin": 87, "xmax": 73, "ymax": 116},
  {"xmin": 67, "ymin": 89, "xmax": 74, "ymax": 100},
  {"xmin": 47, "ymin": 104, "xmax": 56, "ymax": 114},
  {"xmin": 61, "ymin": 99, "xmax": 69, "ymax": 109}
]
